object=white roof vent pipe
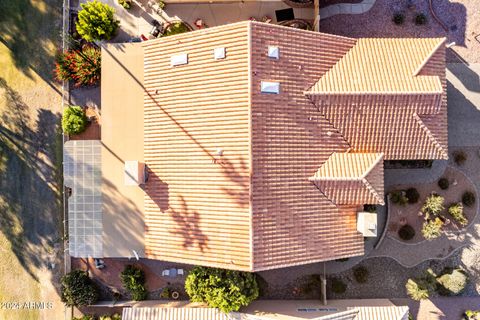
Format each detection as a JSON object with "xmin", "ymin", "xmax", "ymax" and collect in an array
[{"xmin": 268, "ymin": 46, "xmax": 279, "ymax": 59}]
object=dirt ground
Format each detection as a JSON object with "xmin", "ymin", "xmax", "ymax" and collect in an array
[{"xmin": 0, "ymin": 0, "xmax": 65, "ymax": 319}]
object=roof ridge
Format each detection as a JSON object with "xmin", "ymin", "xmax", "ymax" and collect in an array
[
  {"xmin": 413, "ymin": 113, "xmax": 448, "ymax": 159},
  {"xmin": 361, "ymin": 177, "xmax": 385, "ymax": 205},
  {"xmin": 412, "ymin": 37, "xmax": 447, "ymax": 76}
]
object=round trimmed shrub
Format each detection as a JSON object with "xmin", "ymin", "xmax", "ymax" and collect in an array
[
  {"xmin": 120, "ymin": 265, "xmax": 147, "ymax": 301},
  {"xmin": 391, "ymin": 190, "xmax": 408, "ymax": 206},
  {"xmin": 453, "ymin": 150, "xmax": 467, "ymax": 166},
  {"xmin": 185, "ymin": 266, "xmax": 259, "ymax": 313},
  {"xmin": 62, "ymin": 106, "xmax": 88, "ymax": 135},
  {"xmin": 61, "ymin": 270, "xmax": 99, "ymax": 306},
  {"xmin": 331, "ymin": 278, "xmax": 347, "ymax": 294},
  {"xmin": 462, "ymin": 191, "xmax": 476, "ymax": 207},
  {"xmin": 353, "ymin": 266, "xmax": 368, "ymax": 283},
  {"xmin": 415, "ymin": 13, "xmax": 427, "ymax": 25},
  {"xmin": 163, "ymin": 21, "xmax": 190, "ymax": 37},
  {"xmin": 421, "ymin": 218, "xmax": 444, "ymax": 240},
  {"xmin": 76, "ymin": 0, "xmax": 119, "ymax": 41},
  {"xmin": 438, "ymin": 178, "xmax": 449, "ymax": 190},
  {"xmin": 406, "ymin": 188, "xmax": 420, "ymax": 204},
  {"xmin": 393, "ymin": 13, "xmax": 405, "ymax": 25},
  {"xmin": 398, "ymin": 224, "xmax": 415, "ymax": 241},
  {"xmin": 448, "ymin": 203, "xmax": 468, "ymax": 226},
  {"xmin": 436, "ymin": 268, "xmax": 468, "ymax": 296}
]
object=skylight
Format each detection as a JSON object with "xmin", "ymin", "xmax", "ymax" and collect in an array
[
  {"xmin": 261, "ymin": 81, "xmax": 280, "ymax": 94},
  {"xmin": 214, "ymin": 47, "xmax": 226, "ymax": 60},
  {"xmin": 268, "ymin": 46, "xmax": 279, "ymax": 59},
  {"xmin": 170, "ymin": 53, "xmax": 188, "ymax": 66}
]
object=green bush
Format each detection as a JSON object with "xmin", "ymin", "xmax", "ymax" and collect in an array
[
  {"xmin": 415, "ymin": 13, "xmax": 427, "ymax": 25},
  {"xmin": 398, "ymin": 224, "xmax": 415, "ymax": 241},
  {"xmin": 120, "ymin": 265, "xmax": 147, "ymax": 301},
  {"xmin": 453, "ymin": 150, "xmax": 467, "ymax": 166},
  {"xmin": 464, "ymin": 310, "xmax": 480, "ymax": 320},
  {"xmin": 390, "ymin": 190, "xmax": 408, "ymax": 206},
  {"xmin": 436, "ymin": 268, "xmax": 468, "ymax": 296},
  {"xmin": 353, "ymin": 266, "xmax": 368, "ymax": 283},
  {"xmin": 118, "ymin": 0, "xmax": 131, "ymax": 9},
  {"xmin": 185, "ymin": 266, "xmax": 259, "ymax": 313},
  {"xmin": 393, "ymin": 13, "xmax": 405, "ymax": 25},
  {"xmin": 76, "ymin": 0, "xmax": 119, "ymax": 41},
  {"xmin": 363, "ymin": 204, "xmax": 377, "ymax": 213},
  {"xmin": 421, "ymin": 194, "xmax": 445, "ymax": 219},
  {"xmin": 405, "ymin": 269, "xmax": 436, "ymax": 301},
  {"xmin": 462, "ymin": 191, "xmax": 476, "ymax": 207},
  {"xmin": 62, "ymin": 106, "xmax": 88, "ymax": 135},
  {"xmin": 160, "ymin": 287, "xmax": 170, "ymax": 299},
  {"xmin": 448, "ymin": 203, "xmax": 468, "ymax": 226},
  {"xmin": 61, "ymin": 270, "xmax": 99, "ymax": 307},
  {"xmin": 406, "ymin": 188, "xmax": 420, "ymax": 204},
  {"xmin": 421, "ymin": 218, "xmax": 444, "ymax": 240},
  {"xmin": 331, "ymin": 278, "xmax": 347, "ymax": 294},
  {"xmin": 99, "ymin": 314, "xmax": 122, "ymax": 320},
  {"xmin": 438, "ymin": 178, "xmax": 449, "ymax": 190},
  {"xmin": 73, "ymin": 316, "xmax": 95, "ymax": 320},
  {"xmin": 163, "ymin": 22, "xmax": 190, "ymax": 37},
  {"xmin": 55, "ymin": 45, "xmax": 101, "ymax": 86}
]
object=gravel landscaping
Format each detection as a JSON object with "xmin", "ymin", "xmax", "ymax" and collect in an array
[{"xmin": 320, "ymin": 0, "xmax": 480, "ymax": 63}]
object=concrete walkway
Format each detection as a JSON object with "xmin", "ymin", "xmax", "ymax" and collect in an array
[
  {"xmin": 320, "ymin": 0, "xmax": 375, "ymax": 19},
  {"xmin": 394, "ymin": 297, "xmax": 480, "ymax": 320}
]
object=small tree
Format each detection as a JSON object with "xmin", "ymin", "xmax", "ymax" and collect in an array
[
  {"xmin": 436, "ymin": 268, "xmax": 468, "ymax": 296},
  {"xmin": 76, "ymin": 0, "xmax": 119, "ymax": 41},
  {"xmin": 421, "ymin": 194, "xmax": 445, "ymax": 219},
  {"xmin": 120, "ymin": 265, "xmax": 147, "ymax": 301},
  {"xmin": 185, "ymin": 266, "xmax": 259, "ymax": 313},
  {"xmin": 448, "ymin": 203, "xmax": 468, "ymax": 226},
  {"xmin": 61, "ymin": 270, "xmax": 99, "ymax": 306},
  {"xmin": 55, "ymin": 45, "xmax": 101, "ymax": 87},
  {"xmin": 421, "ymin": 218, "xmax": 444, "ymax": 240},
  {"xmin": 62, "ymin": 106, "xmax": 88, "ymax": 135}
]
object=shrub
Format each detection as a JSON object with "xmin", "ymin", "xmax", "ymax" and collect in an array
[
  {"xmin": 393, "ymin": 13, "xmax": 405, "ymax": 25},
  {"xmin": 405, "ymin": 278, "xmax": 430, "ymax": 301},
  {"xmin": 61, "ymin": 270, "xmax": 99, "ymax": 306},
  {"xmin": 62, "ymin": 106, "xmax": 88, "ymax": 135},
  {"xmin": 73, "ymin": 316, "xmax": 95, "ymax": 320},
  {"xmin": 465, "ymin": 310, "xmax": 480, "ymax": 320},
  {"xmin": 185, "ymin": 266, "xmax": 259, "ymax": 313},
  {"xmin": 398, "ymin": 225, "xmax": 415, "ymax": 241},
  {"xmin": 118, "ymin": 0, "xmax": 131, "ymax": 9},
  {"xmin": 415, "ymin": 13, "xmax": 427, "ymax": 25},
  {"xmin": 99, "ymin": 314, "xmax": 122, "ymax": 320},
  {"xmin": 421, "ymin": 218, "xmax": 444, "ymax": 240},
  {"xmin": 390, "ymin": 190, "xmax": 408, "ymax": 206},
  {"xmin": 405, "ymin": 269, "xmax": 436, "ymax": 301},
  {"xmin": 453, "ymin": 150, "xmax": 467, "ymax": 165},
  {"xmin": 462, "ymin": 191, "xmax": 476, "ymax": 207},
  {"xmin": 363, "ymin": 204, "xmax": 377, "ymax": 213},
  {"xmin": 331, "ymin": 278, "xmax": 347, "ymax": 294},
  {"xmin": 438, "ymin": 178, "xmax": 449, "ymax": 190},
  {"xmin": 406, "ymin": 188, "xmax": 420, "ymax": 204},
  {"xmin": 163, "ymin": 22, "xmax": 190, "ymax": 37},
  {"xmin": 160, "ymin": 287, "xmax": 170, "ymax": 299},
  {"xmin": 76, "ymin": 0, "xmax": 119, "ymax": 41},
  {"xmin": 448, "ymin": 203, "xmax": 468, "ymax": 226},
  {"xmin": 436, "ymin": 268, "xmax": 468, "ymax": 296},
  {"xmin": 120, "ymin": 265, "xmax": 147, "ymax": 301},
  {"xmin": 353, "ymin": 266, "xmax": 368, "ymax": 283},
  {"xmin": 55, "ymin": 46, "xmax": 101, "ymax": 87},
  {"xmin": 421, "ymin": 194, "xmax": 445, "ymax": 219}
]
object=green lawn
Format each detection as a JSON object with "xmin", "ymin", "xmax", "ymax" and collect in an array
[{"xmin": 0, "ymin": 0, "xmax": 64, "ymax": 319}]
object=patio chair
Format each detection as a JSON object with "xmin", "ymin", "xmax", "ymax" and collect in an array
[
  {"xmin": 177, "ymin": 269, "xmax": 184, "ymax": 276},
  {"xmin": 162, "ymin": 269, "xmax": 170, "ymax": 276}
]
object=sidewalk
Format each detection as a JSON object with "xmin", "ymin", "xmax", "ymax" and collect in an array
[{"xmin": 393, "ymin": 297, "xmax": 480, "ymax": 320}]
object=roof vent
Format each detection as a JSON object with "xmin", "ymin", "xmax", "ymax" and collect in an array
[
  {"xmin": 170, "ymin": 53, "xmax": 188, "ymax": 66},
  {"xmin": 267, "ymin": 46, "xmax": 279, "ymax": 59},
  {"xmin": 214, "ymin": 47, "xmax": 226, "ymax": 60},
  {"xmin": 261, "ymin": 81, "xmax": 280, "ymax": 94}
]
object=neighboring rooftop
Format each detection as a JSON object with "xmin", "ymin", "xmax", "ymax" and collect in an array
[{"xmin": 100, "ymin": 21, "xmax": 447, "ymax": 271}]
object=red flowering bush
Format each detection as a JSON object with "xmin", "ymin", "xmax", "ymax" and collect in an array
[{"xmin": 55, "ymin": 45, "xmax": 101, "ymax": 86}]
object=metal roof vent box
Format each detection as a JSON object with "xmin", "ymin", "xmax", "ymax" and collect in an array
[
  {"xmin": 268, "ymin": 46, "xmax": 279, "ymax": 59},
  {"xmin": 261, "ymin": 81, "xmax": 280, "ymax": 94},
  {"xmin": 171, "ymin": 53, "xmax": 188, "ymax": 66},
  {"xmin": 214, "ymin": 47, "xmax": 226, "ymax": 60}
]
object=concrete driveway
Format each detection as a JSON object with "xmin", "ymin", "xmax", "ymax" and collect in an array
[{"xmin": 447, "ymin": 63, "xmax": 480, "ymax": 147}]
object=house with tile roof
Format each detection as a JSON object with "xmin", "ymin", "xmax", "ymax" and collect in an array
[{"xmin": 71, "ymin": 20, "xmax": 447, "ymax": 272}]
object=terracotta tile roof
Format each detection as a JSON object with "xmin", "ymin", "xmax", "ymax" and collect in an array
[
  {"xmin": 310, "ymin": 153, "xmax": 384, "ymax": 206},
  {"xmin": 137, "ymin": 21, "xmax": 447, "ymax": 271},
  {"xmin": 308, "ymin": 38, "xmax": 445, "ymax": 94}
]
